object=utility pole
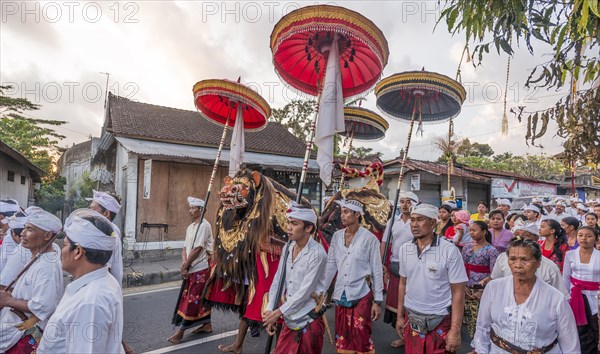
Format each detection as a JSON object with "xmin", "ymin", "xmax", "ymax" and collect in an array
[{"xmin": 100, "ymin": 72, "xmax": 110, "ymax": 109}]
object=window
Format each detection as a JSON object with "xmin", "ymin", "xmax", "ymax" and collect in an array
[
  {"xmin": 21, "ymin": 175, "xmax": 26, "ymax": 185},
  {"xmin": 7, "ymin": 171, "xmax": 14, "ymax": 182}
]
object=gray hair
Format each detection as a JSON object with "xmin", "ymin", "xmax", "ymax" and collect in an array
[{"xmin": 506, "ymin": 236, "xmax": 542, "ymax": 261}]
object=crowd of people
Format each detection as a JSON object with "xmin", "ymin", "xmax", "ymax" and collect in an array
[
  {"xmin": 1, "ymin": 190, "xmax": 599, "ymax": 353},
  {"xmin": 0, "ymin": 192, "xmax": 127, "ymax": 353}
]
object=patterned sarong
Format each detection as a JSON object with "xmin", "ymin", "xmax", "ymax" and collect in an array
[
  {"xmin": 174, "ymin": 268, "xmax": 211, "ymax": 327},
  {"xmin": 335, "ymin": 292, "xmax": 375, "ymax": 354},
  {"xmin": 273, "ymin": 317, "xmax": 324, "ymax": 354}
]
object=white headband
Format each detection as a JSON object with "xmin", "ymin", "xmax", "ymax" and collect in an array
[
  {"xmin": 187, "ymin": 197, "xmax": 205, "ymax": 208},
  {"xmin": 496, "ymin": 198, "xmax": 512, "ymax": 207},
  {"xmin": 86, "ymin": 190, "xmax": 121, "ymax": 214},
  {"xmin": 577, "ymin": 203, "xmax": 589, "ymax": 212},
  {"xmin": 399, "ymin": 191, "xmax": 419, "ymax": 204},
  {"xmin": 8, "ymin": 214, "xmax": 27, "ymax": 230},
  {"xmin": 335, "ymin": 199, "xmax": 364, "ymax": 215},
  {"xmin": 286, "ymin": 201, "xmax": 317, "ymax": 225},
  {"xmin": 411, "ymin": 203, "xmax": 439, "ymax": 220},
  {"xmin": 64, "ymin": 209, "xmax": 116, "ymax": 251},
  {"xmin": 26, "ymin": 210, "xmax": 62, "ymax": 233},
  {"xmin": 0, "ymin": 201, "xmax": 20, "ymax": 214},
  {"xmin": 513, "ymin": 222, "xmax": 539, "ymax": 236},
  {"xmin": 525, "ymin": 204, "xmax": 540, "ymax": 214}
]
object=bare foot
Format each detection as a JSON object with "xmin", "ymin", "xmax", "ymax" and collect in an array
[
  {"xmin": 167, "ymin": 330, "xmax": 184, "ymax": 345},
  {"xmin": 391, "ymin": 338, "xmax": 404, "ymax": 348},
  {"xmin": 191, "ymin": 323, "xmax": 213, "ymax": 334},
  {"xmin": 217, "ymin": 342, "xmax": 242, "ymax": 354}
]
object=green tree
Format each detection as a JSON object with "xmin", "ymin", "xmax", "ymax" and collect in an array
[
  {"xmin": 0, "ymin": 85, "xmax": 68, "ymax": 209},
  {"xmin": 457, "ymin": 153, "xmax": 564, "ymax": 180},
  {"xmin": 438, "ymin": 0, "xmax": 600, "ymax": 164},
  {"xmin": 271, "ymin": 99, "xmax": 317, "ymax": 143},
  {"xmin": 36, "ymin": 172, "xmax": 66, "ymax": 214},
  {"xmin": 455, "ymin": 138, "xmax": 494, "ymax": 158},
  {"xmin": 0, "ymin": 85, "xmax": 67, "ymax": 172},
  {"xmin": 66, "ymin": 170, "xmax": 96, "ymax": 211}
]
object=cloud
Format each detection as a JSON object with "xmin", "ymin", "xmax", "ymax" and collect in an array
[{"xmin": 0, "ymin": 0, "xmax": 569, "ymax": 158}]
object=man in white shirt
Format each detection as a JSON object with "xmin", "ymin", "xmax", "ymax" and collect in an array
[
  {"xmin": 490, "ymin": 223, "xmax": 569, "ymax": 298},
  {"xmin": 495, "ymin": 198, "xmax": 511, "ymax": 218},
  {"xmin": 0, "ymin": 212, "xmax": 32, "ymax": 290},
  {"xmin": 167, "ymin": 197, "xmax": 214, "ymax": 344},
  {"xmin": 263, "ymin": 202, "xmax": 327, "ymax": 354},
  {"xmin": 549, "ymin": 201, "xmax": 569, "ymax": 221},
  {"xmin": 0, "ymin": 200, "xmax": 21, "ymax": 271},
  {"xmin": 0, "ymin": 209, "xmax": 63, "ymax": 353},
  {"xmin": 320, "ymin": 198, "xmax": 384, "ymax": 354},
  {"xmin": 37, "ymin": 209, "xmax": 124, "ymax": 354},
  {"xmin": 86, "ymin": 190, "xmax": 123, "ymax": 286},
  {"xmin": 381, "ymin": 191, "xmax": 418, "ymax": 348},
  {"xmin": 396, "ymin": 203, "xmax": 467, "ymax": 353}
]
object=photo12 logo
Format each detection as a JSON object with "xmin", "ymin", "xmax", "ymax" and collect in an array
[
  {"xmin": 1, "ymin": 1, "xmax": 139, "ymax": 24},
  {"xmin": 2, "ymin": 81, "xmax": 139, "ymax": 104}
]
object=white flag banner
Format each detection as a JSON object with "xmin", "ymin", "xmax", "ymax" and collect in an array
[
  {"xmin": 229, "ymin": 105, "xmax": 245, "ymax": 176},
  {"xmin": 315, "ymin": 34, "xmax": 345, "ymax": 186}
]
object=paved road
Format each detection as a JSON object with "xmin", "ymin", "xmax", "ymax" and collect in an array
[{"xmin": 123, "ymin": 282, "xmax": 473, "ymax": 354}]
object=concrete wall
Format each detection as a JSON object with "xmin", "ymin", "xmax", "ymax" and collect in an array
[{"xmin": 0, "ymin": 153, "xmax": 34, "ymax": 207}]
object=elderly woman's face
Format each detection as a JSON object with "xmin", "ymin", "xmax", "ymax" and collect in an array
[{"xmin": 508, "ymin": 246, "xmax": 540, "ymax": 280}]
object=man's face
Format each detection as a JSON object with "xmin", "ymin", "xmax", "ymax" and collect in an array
[
  {"xmin": 340, "ymin": 207, "xmax": 359, "ymax": 227},
  {"xmin": 410, "ymin": 214, "xmax": 435, "ymax": 239},
  {"xmin": 544, "ymin": 205, "xmax": 554, "ymax": 213},
  {"xmin": 20, "ymin": 223, "xmax": 51, "ymax": 250},
  {"xmin": 594, "ymin": 206, "xmax": 600, "ymax": 216},
  {"xmin": 555, "ymin": 204, "xmax": 565, "ymax": 214},
  {"xmin": 286, "ymin": 218, "xmax": 310, "ymax": 242},
  {"xmin": 189, "ymin": 205, "xmax": 201, "ymax": 220},
  {"xmin": 399, "ymin": 198, "xmax": 412, "ymax": 215},
  {"xmin": 89, "ymin": 201, "xmax": 109, "ymax": 219}
]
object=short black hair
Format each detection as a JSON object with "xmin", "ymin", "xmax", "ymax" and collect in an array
[
  {"xmin": 489, "ymin": 209, "xmax": 505, "ymax": 220},
  {"xmin": 66, "ymin": 236, "xmax": 113, "ymax": 265},
  {"xmin": 97, "ymin": 204, "xmax": 117, "ymax": 222}
]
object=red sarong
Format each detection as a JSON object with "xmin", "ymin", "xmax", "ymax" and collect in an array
[
  {"xmin": 335, "ymin": 292, "xmax": 375, "ymax": 354},
  {"xmin": 176, "ymin": 268, "xmax": 211, "ymax": 322},
  {"xmin": 385, "ymin": 273, "xmax": 399, "ymax": 313},
  {"xmin": 404, "ymin": 313, "xmax": 452, "ymax": 354},
  {"xmin": 273, "ymin": 317, "xmax": 324, "ymax": 354},
  {"xmin": 464, "ymin": 263, "xmax": 491, "ymax": 278},
  {"xmin": 6, "ymin": 334, "xmax": 38, "ymax": 354},
  {"xmin": 569, "ymin": 277, "xmax": 600, "ymax": 326}
]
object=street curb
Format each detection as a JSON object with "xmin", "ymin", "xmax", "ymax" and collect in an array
[{"xmin": 123, "ymin": 270, "xmax": 181, "ymax": 288}]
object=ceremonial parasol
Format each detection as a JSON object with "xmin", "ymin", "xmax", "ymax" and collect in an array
[
  {"xmin": 375, "ymin": 69, "xmax": 466, "ymax": 265},
  {"xmin": 270, "ymin": 4, "xmax": 389, "ymax": 198},
  {"xmin": 339, "ymin": 106, "xmax": 388, "ymax": 186},
  {"xmin": 171, "ymin": 78, "xmax": 271, "ymax": 325},
  {"xmin": 267, "ymin": 6, "xmax": 388, "ymax": 352}
]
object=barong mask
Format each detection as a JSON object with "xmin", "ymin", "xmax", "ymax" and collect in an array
[{"xmin": 219, "ymin": 173, "xmax": 260, "ymax": 211}]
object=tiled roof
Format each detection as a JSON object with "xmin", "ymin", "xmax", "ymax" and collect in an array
[
  {"xmin": 106, "ymin": 93, "xmax": 307, "ymax": 157},
  {"xmin": 383, "ymin": 158, "xmax": 490, "ymax": 183}
]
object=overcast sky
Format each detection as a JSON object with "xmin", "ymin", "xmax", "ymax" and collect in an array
[{"xmin": 1, "ymin": 1, "xmax": 575, "ymax": 161}]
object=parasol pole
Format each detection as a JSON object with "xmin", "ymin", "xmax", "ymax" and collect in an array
[
  {"xmin": 171, "ymin": 104, "xmax": 233, "ymax": 324},
  {"xmin": 382, "ymin": 93, "xmax": 422, "ymax": 266},
  {"xmin": 294, "ymin": 74, "xmax": 323, "ymax": 204},
  {"xmin": 447, "ymin": 118, "xmax": 453, "ymax": 191},
  {"xmin": 339, "ymin": 127, "xmax": 355, "ymax": 188},
  {"xmin": 265, "ymin": 58, "xmax": 324, "ymax": 354}
]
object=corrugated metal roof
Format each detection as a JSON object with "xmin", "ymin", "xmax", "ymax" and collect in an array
[
  {"xmin": 384, "ymin": 158, "xmax": 490, "ymax": 183},
  {"xmin": 116, "ymin": 137, "xmax": 319, "ymax": 171}
]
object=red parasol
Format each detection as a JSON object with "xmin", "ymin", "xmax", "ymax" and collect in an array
[
  {"xmin": 339, "ymin": 106, "xmax": 388, "ymax": 187},
  {"xmin": 270, "ymin": 5, "xmax": 389, "ymax": 99},
  {"xmin": 172, "ymin": 79, "xmax": 271, "ymax": 325},
  {"xmin": 375, "ymin": 69, "xmax": 466, "ymax": 266}
]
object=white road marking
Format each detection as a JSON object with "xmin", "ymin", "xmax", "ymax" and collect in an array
[
  {"xmin": 124, "ymin": 286, "xmax": 180, "ymax": 298},
  {"xmin": 141, "ymin": 330, "xmax": 239, "ymax": 353}
]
